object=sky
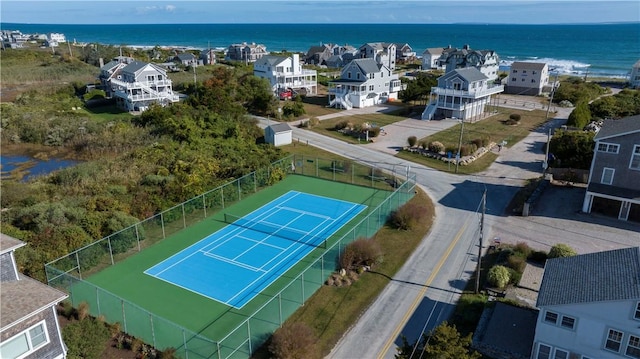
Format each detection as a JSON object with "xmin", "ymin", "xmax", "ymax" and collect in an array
[{"xmin": 1, "ymin": 0, "xmax": 639, "ymax": 25}]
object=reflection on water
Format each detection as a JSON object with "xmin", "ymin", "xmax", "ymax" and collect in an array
[{"xmin": 1, "ymin": 155, "xmax": 79, "ymax": 181}]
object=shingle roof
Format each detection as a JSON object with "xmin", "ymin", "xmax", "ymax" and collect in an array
[
  {"xmin": 122, "ymin": 60, "xmax": 149, "ymax": 74},
  {"xmin": 268, "ymin": 123, "xmax": 292, "ymax": 133},
  {"xmin": 1, "ymin": 274, "xmax": 68, "ymax": 329},
  {"xmin": 255, "ymin": 55, "xmax": 287, "ymax": 67},
  {"xmin": 511, "ymin": 61, "xmax": 547, "ymax": 70},
  {"xmin": 0, "ymin": 233, "xmax": 26, "ymax": 255},
  {"xmin": 351, "ymin": 58, "xmax": 382, "ymax": 75},
  {"xmin": 176, "ymin": 53, "xmax": 195, "ymax": 61},
  {"xmin": 594, "ymin": 115, "xmax": 640, "ymax": 140},
  {"xmin": 537, "ymin": 247, "xmax": 640, "ymax": 307},
  {"xmin": 441, "ymin": 67, "xmax": 488, "ymax": 83}
]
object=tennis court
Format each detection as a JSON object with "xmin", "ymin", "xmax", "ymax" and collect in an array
[{"xmin": 144, "ymin": 191, "xmax": 366, "ymax": 308}]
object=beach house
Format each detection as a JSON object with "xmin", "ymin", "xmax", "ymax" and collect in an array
[
  {"xmin": 327, "ymin": 58, "xmax": 401, "ymax": 109},
  {"xmin": 1, "ymin": 233, "xmax": 68, "ymax": 359},
  {"xmin": 581, "ymin": 115, "xmax": 640, "ymax": 222},
  {"xmin": 304, "ymin": 44, "xmax": 333, "ymax": 66},
  {"xmin": 359, "ymin": 42, "xmax": 397, "ymax": 70},
  {"xmin": 394, "ymin": 43, "xmax": 416, "ymax": 64},
  {"xmin": 99, "ymin": 56, "xmax": 179, "ymax": 112},
  {"xmin": 437, "ymin": 45, "xmax": 500, "ymax": 82},
  {"xmin": 421, "ymin": 47, "xmax": 446, "ymax": 70},
  {"xmin": 532, "ymin": 246, "xmax": 640, "ymax": 359},
  {"xmin": 505, "ymin": 62, "xmax": 550, "ymax": 96},
  {"xmin": 225, "ymin": 42, "xmax": 268, "ymax": 63},
  {"xmin": 253, "ymin": 54, "xmax": 318, "ymax": 97},
  {"xmin": 172, "ymin": 52, "xmax": 198, "ymax": 68},
  {"xmin": 421, "ymin": 67, "xmax": 503, "ymax": 121}
]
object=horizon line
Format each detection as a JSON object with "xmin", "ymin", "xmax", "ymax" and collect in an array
[{"xmin": 3, "ymin": 21, "xmax": 639, "ymax": 26}]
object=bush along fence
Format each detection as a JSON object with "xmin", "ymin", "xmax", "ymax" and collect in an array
[{"xmin": 45, "ymin": 155, "xmax": 417, "ymax": 359}]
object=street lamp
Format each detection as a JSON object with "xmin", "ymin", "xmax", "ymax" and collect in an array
[
  {"xmin": 543, "ymin": 68, "xmax": 559, "ymax": 171},
  {"xmin": 455, "ymin": 118, "xmax": 464, "ymax": 174}
]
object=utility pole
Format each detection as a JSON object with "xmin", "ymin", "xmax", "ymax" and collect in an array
[
  {"xmin": 475, "ymin": 189, "xmax": 486, "ymax": 294},
  {"xmin": 545, "ymin": 70, "xmax": 559, "ymax": 121},
  {"xmin": 455, "ymin": 119, "xmax": 464, "ymax": 173},
  {"xmin": 543, "ymin": 128, "xmax": 551, "ymax": 171}
]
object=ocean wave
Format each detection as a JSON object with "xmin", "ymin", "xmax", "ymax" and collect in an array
[{"xmin": 499, "ymin": 57, "xmax": 628, "ymax": 78}]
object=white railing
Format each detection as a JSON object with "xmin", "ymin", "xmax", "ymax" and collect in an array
[{"xmin": 432, "ymin": 85, "xmax": 504, "ymax": 99}]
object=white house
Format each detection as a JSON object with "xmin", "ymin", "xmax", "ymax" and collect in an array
[
  {"xmin": 421, "ymin": 47, "xmax": 445, "ymax": 70},
  {"xmin": 630, "ymin": 59, "xmax": 640, "ymax": 89},
  {"xmin": 99, "ymin": 57, "xmax": 180, "ymax": 112},
  {"xmin": 327, "ymin": 58, "xmax": 402, "ymax": 110},
  {"xmin": 225, "ymin": 42, "xmax": 268, "ymax": 63},
  {"xmin": 1, "ymin": 233, "xmax": 68, "ymax": 359},
  {"xmin": 505, "ymin": 62, "xmax": 550, "ymax": 96},
  {"xmin": 359, "ymin": 42, "xmax": 397, "ymax": 70},
  {"xmin": 437, "ymin": 45, "xmax": 500, "ymax": 82},
  {"xmin": 265, "ymin": 123, "xmax": 293, "ymax": 146},
  {"xmin": 48, "ymin": 33, "xmax": 66, "ymax": 43},
  {"xmin": 531, "ymin": 246, "xmax": 640, "ymax": 359},
  {"xmin": 421, "ymin": 67, "xmax": 504, "ymax": 121},
  {"xmin": 253, "ymin": 54, "xmax": 317, "ymax": 96}
]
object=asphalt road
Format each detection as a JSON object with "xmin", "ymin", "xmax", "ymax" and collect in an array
[{"xmin": 257, "ymin": 104, "xmax": 639, "ymax": 359}]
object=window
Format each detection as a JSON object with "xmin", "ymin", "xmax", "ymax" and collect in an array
[
  {"xmin": 532, "ymin": 79, "xmax": 537, "ymax": 83},
  {"xmin": 513, "ymin": 69, "xmax": 518, "ymax": 73},
  {"xmin": 544, "ymin": 311, "xmax": 558, "ymax": 324},
  {"xmin": 523, "ymin": 70, "xmax": 527, "ymax": 73},
  {"xmin": 627, "ymin": 335, "xmax": 640, "ymax": 358},
  {"xmin": 369, "ymin": 85, "xmax": 374, "ymax": 91},
  {"xmin": 597, "ymin": 142, "xmax": 620, "ymax": 153},
  {"xmin": 605, "ymin": 329, "xmax": 623, "ymax": 352},
  {"xmin": 630, "ymin": 145, "xmax": 640, "ymax": 170},
  {"xmin": 560, "ymin": 315, "xmax": 575, "ymax": 329},
  {"xmin": 0, "ymin": 321, "xmax": 49, "ymax": 359},
  {"xmin": 537, "ymin": 344, "xmax": 551, "ymax": 359},
  {"xmin": 635, "ymin": 302, "xmax": 640, "ymax": 320},
  {"xmin": 601, "ymin": 168, "xmax": 615, "ymax": 185},
  {"xmin": 554, "ymin": 349, "xmax": 568, "ymax": 359},
  {"xmin": 512, "ymin": 77, "xmax": 516, "ymax": 81}
]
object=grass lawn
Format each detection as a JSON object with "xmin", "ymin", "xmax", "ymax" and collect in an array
[
  {"xmin": 79, "ymin": 104, "xmax": 135, "ymax": 122},
  {"xmin": 397, "ymin": 107, "xmax": 550, "ymax": 173},
  {"xmin": 306, "ymin": 111, "xmax": 409, "ymax": 144},
  {"xmin": 300, "ymin": 94, "xmax": 343, "ymax": 118}
]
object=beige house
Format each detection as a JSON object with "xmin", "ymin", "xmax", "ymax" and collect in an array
[
  {"xmin": 421, "ymin": 47, "xmax": 445, "ymax": 70},
  {"xmin": 630, "ymin": 59, "xmax": 640, "ymax": 89},
  {"xmin": 225, "ymin": 42, "xmax": 268, "ymax": 63},
  {"xmin": 505, "ymin": 62, "xmax": 550, "ymax": 96}
]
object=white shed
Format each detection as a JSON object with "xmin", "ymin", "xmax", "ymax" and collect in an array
[{"xmin": 265, "ymin": 123, "xmax": 293, "ymax": 146}]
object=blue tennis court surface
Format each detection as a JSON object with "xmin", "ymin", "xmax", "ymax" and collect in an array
[{"xmin": 145, "ymin": 191, "xmax": 367, "ymax": 308}]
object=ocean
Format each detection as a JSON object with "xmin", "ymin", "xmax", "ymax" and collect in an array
[{"xmin": 3, "ymin": 22, "xmax": 639, "ymax": 78}]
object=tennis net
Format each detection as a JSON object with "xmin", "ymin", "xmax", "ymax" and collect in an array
[{"xmin": 223, "ymin": 213, "xmax": 327, "ymax": 248}]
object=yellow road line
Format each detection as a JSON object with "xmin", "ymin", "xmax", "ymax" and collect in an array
[{"xmin": 376, "ymin": 221, "xmax": 469, "ymax": 359}]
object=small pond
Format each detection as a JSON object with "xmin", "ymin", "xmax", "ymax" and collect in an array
[{"xmin": 1, "ymin": 154, "xmax": 80, "ymax": 181}]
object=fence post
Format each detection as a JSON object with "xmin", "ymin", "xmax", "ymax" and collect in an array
[
  {"xmin": 108, "ymin": 237, "xmax": 114, "ymax": 265},
  {"xmin": 150, "ymin": 314, "xmax": 156, "ymax": 347},
  {"xmin": 182, "ymin": 330, "xmax": 189, "ymax": 359},
  {"xmin": 135, "ymin": 224, "xmax": 141, "ymax": 252},
  {"xmin": 316, "ymin": 157, "xmax": 319, "ymax": 177},
  {"xmin": 237, "ymin": 178, "xmax": 241, "ymax": 200},
  {"xmin": 202, "ymin": 194, "xmax": 207, "ymax": 219},
  {"xmin": 278, "ymin": 293, "xmax": 283, "ymax": 325},
  {"xmin": 182, "ymin": 203, "xmax": 186, "ymax": 229},
  {"xmin": 122, "ymin": 300, "xmax": 127, "ymax": 332},
  {"xmin": 253, "ymin": 172, "xmax": 257, "ymax": 193},
  {"xmin": 160, "ymin": 212, "xmax": 166, "ymax": 239},
  {"xmin": 247, "ymin": 321, "xmax": 252, "ymax": 354},
  {"xmin": 96, "ymin": 287, "xmax": 101, "ymax": 315},
  {"xmin": 76, "ymin": 251, "xmax": 82, "ymax": 279}
]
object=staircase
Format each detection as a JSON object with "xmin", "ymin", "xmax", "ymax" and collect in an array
[
  {"xmin": 421, "ymin": 102, "xmax": 437, "ymax": 120},
  {"xmin": 329, "ymin": 94, "xmax": 353, "ymax": 110}
]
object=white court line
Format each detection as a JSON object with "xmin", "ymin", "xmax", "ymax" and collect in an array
[{"xmin": 201, "ymin": 251, "xmax": 266, "ymax": 272}]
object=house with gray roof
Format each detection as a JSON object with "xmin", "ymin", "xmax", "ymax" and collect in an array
[
  {"xmin": 437, "ymin": 44, "xmax": 500, "ymax": 81},
  {"xmin": 225, "ymin": 42, "xmax": 268, "ymax": 63},
  {"xmin": 264, "ymin": 123, "xmax": 292, "ymax": 147},
  {"xmin": 581, "ymin": 115, "xmax": 640, "ymax": 222},
  {"xmin": 532, "ymin": 246, "xmax": 640, "ymax": 359},
  {"xmin": 421, "ymin": 47, "xmax": 446, "ymax": 70},
  {"xmin": 327, "ymin": 58, "xmax": 401, "ymax": 109},
  {"xmin": 421, "ymin": 67, "xmax": 503, "ymax": 121},
  {"xmin": 1, "ymin": 233, "xmax": 68, "ymax": 359},
  {"xmin": 99, "ymin": 57, "xmax": 179, "ymax": 112},
  {"xmin": 173, "ymin": 52, "xmax": 198, "ymax": 67},
  {"xmin": 304, "ymin": 44, "xmax": 333, "ymax": 66},
  {"xmin": 359, "ymin": 42, "xmax": 397, "ymax": 70}
]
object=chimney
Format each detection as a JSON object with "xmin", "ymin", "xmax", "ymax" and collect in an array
[
  {"xmin": 99, "ymin": 57, "xmax": 104, "ymax": 67},
  {"xmin": 463, "ymin": 44, "xmax": 470, "ymax": 50}
]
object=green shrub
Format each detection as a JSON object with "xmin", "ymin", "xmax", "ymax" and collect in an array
[
  {"xmin": 472, "ymin": 137, "xmax": 490, "ymax": 149},
  {"xmin": 429, "ymin": 141, "xmax": 445, "ymax": 153},
  {"xmin": 407, "ymin": 135, "xmax": 417, "ymax": 147},
  {"xmin": 507, "ymin": 255, "xmax": 526, "ymax": 273},
  {"xmin": 63, "ymin": 317, "xmax": 111, "ymax": 359},
  {"xmin": 507, "ymin": 268, "xmax": 522, "ymax": 286},
  {"xmin": 367, "ymin": 127, "xmax": 381, "ymax": 137},
  {"xmin": 460, "ymin": 143, "xmax": 477, "ymax": 156},
  {"xmin": 334, "ymin": 120, "xmax": 349, "ymax": 131},
  {"xmin": 509, "ymin": 114, "xmax": 521, "ymax": 122},
  {"xmin": 269, "ymin": 322, "xmax": 319, "ymax": 359},
  {"xmin": 548, "ymin": 243, "xmax": 577, "ymax": 258},
  {"xmin": 309, "ymin": 117, "xmax": 320, "ymax": 127},
  {"xmin": 487, "ymin": 265, "xmax": 511, "ymax": 289},
  {"xmin": 513, "ymin": 242, "xmax": 532, "ymax": 259},
  {"xmin": 420, "ymin": 141, "xmax": 428, "ymax": 150}
]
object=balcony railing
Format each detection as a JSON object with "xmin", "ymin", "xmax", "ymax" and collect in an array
[{"xmin": 432, "ymin": 85, "xmax": 504, "ymax": 99}]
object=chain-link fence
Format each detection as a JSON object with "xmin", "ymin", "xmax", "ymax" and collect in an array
[{"xmin": 45, "ymin": 155, "xmax": 416, "ymax": 359}]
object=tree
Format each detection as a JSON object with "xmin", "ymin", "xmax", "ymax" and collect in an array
[
  {"xmin": 399, "ymin": 72, "xmax": 438, "ymax": 104},
  {"xmin": 567, "ymin": 101, "xmax": 592, "ymax": 129},
  {"xmin": 268, "ymin": 322, "xmax": 318, "ymax": 359},
  {"xmin": 396, "ymin": 322, "xmax": 481, "ymax": 359},
  {"xmin": 548, "ymin": 130, "xmax": 595, "ymax": 169},
  {"xmin": 407, "ymin": 136, "xmax": 418, "ymax": 147},
  {"xmin": 487, "ymin": 265, "xmax": 511, "ymax": 289},
  {"xmin": 63, "ymin": 317, "xmax": 111, "ymax": 359}
]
